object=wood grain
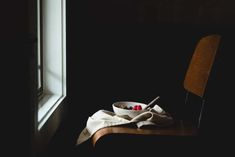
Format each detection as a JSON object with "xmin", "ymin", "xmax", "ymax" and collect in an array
[
  {"xmin": 184, "ymin": 34, "xmax": 221, "ymax": 97},
  {"xmin": 92, "ymin": 120, "xmax": 197, "ymax": 146}
]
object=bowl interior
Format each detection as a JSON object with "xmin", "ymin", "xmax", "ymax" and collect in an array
[{"xmin": 114, "ymin": 101, "xmax": 146, "ymax": 109}]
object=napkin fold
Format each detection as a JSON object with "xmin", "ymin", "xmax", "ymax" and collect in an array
[{"xmin": 76, "ymin": 105, "xmax": 173, "ymax": 145}]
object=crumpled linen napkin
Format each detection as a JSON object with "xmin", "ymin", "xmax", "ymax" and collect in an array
[{"xmin": 76, "ymin": 105, "xmax": 173, "ymax": 145}]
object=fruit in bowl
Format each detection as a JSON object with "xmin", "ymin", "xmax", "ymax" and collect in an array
[{"xmin": 112, "ymin": 101, "xmax": 147, "ymax": 119}]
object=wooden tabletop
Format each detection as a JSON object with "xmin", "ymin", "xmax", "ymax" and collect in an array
[{"xmin": 92, "ymin": 120, "xmax": 198, "ymax": 146}]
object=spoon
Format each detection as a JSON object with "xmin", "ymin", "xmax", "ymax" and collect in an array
[{"xmin": 143, "ymin": 96, "xmax": 160, "ymax": 110}]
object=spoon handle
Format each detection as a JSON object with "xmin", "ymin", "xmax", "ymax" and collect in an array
[{"xmin": 144, "ymin": 96, "xmax": 160, "ymax": 110}]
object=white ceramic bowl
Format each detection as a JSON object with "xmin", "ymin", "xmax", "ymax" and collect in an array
[{"xmin": 112, "ymin": 101, "xmax": 147, "ymax": 118}]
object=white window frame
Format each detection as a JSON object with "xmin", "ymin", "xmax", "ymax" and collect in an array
[{"xmin": 37, "ymin": 0, "xmax": 66, "ymax": 130}]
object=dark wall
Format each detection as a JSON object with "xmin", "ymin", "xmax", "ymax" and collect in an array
[
  {"xmin": 33, "ymin": 0, "xmax": 235, "ymax": 156},
  {"xmin": 1, "ymin": 1, "xmax": 36, "ymax": 157},
  {"xmin": 66, "ymin": 0, "xmax": 235, "ymax": 146},
  {"xmin": 67, "ymin": 0, "xmax": 235, "ymax": 26}
]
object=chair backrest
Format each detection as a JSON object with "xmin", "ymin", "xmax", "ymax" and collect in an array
[{"xmin": 183, "ymin": 34, "xmax": 221, "ymax": 98}]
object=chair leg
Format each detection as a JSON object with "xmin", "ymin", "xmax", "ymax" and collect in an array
[{"xmin": 197, "ymin": 99, "xmax": 205, "ymax": 129}]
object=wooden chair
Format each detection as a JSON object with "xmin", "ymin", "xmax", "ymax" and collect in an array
[{"xmin": 91, "ymin": 34, "xmax": 221, "ymax": 154}]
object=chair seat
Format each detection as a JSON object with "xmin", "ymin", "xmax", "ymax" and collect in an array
[{"xmin": 92, "ymin": 120, "xmax": 198, "ymax": 146}]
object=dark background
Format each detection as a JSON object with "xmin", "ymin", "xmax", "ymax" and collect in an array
[
  {"xmin": 1, "ymin": 0, "xmax": 235, "ymax": 156},
  {"xmin": 65, "ymin": 0, "xmax": 235, "ymax": 156},
  {"xmin": 66, "ymin": 0, "xmax": 235, "ymax": 128}
]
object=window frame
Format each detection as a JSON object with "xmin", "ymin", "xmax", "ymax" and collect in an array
[
  {"xmin": 37, "ymin": 0, "xmax": 66, "ymax": 130},
  {"xmin": 37, "ymin": 0, "xmax": 43, "ymax": 100}
]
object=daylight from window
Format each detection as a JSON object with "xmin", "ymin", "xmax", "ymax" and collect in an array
[{"xmin": 37, "ymin": 0, "xmax": 66, "ymax": 130}]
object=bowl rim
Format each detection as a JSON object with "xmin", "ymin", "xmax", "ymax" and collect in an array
[
  {"xmin": 112, "ymin": 101, "xmax": 147, "ymax": 111},
  {"xmin": 113, "ymin": 101, "xmax": 147, "ymax": 105}
]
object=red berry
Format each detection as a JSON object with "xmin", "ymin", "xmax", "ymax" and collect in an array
[
  {"xmin": 137, "ymin": 105, "xmax": 142, "ymax": 110},
  {"xmin": 132, "ymin": 105, "xmax": 142, "ymax": 110},
  {"xmin": 132, "ymin": 105, "xmax": 137, "ymax": 110}
]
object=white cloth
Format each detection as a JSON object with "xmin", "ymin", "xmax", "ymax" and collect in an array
[{"xmin": 76, "ymin": 105, "xmax": 173, "ymax": 145}]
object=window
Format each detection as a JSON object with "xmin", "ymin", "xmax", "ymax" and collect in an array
[{"xmin": 37, "ymin": 0, "xmax": 66, "ymax": 130}]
